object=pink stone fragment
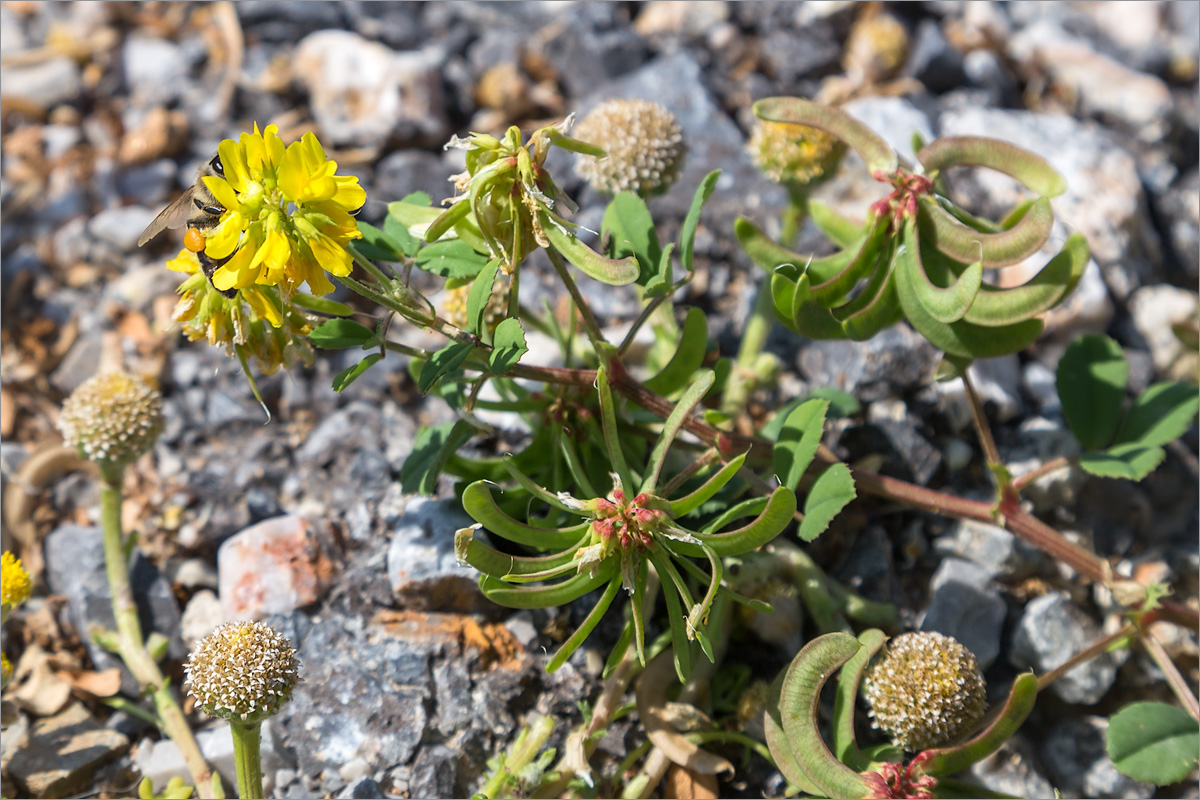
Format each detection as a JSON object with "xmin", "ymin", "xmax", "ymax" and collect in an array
[{"xmin": 218, "ymin": 516, "xmax": 338, "ymax": 621}]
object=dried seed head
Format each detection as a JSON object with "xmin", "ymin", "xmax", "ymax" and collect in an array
[
  {"xmin": 863, "ymin": 631, "xmax": 987, "ymax": 752},
  {"xmin": 185, "ymin": 621, "xmax": 301, "ymax": 723},
  {"xmin": 58, "ymin": 372, "xmax": 164, "ymax": 469},
  {"xmin": 747, "ymin": 120, "xmax": 845, "ymax": 186},
  {"xmin": 2, "ymin": 551, "xmax": 31, "ymax": 609},
  {"xmin": 844, "ymin": 11, "xmax": 909, "ymax": 83},
  {"xmin": 574, "ymin": 99, "xmax": 687, "ymax": 197}
]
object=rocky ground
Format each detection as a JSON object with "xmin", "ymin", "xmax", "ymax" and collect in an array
[{"xmin": 1, "ymin": 2, "xmax": 1197, "ymax": 798}]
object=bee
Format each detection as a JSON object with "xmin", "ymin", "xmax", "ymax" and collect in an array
[{"xmin": 138, "ymin": 154, "xmax": 237, "ymax": 298}]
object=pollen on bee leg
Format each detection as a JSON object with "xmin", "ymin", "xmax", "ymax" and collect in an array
[{"xmin": 184, "ymin": 228, "xmax": 207, "ymax": 252}]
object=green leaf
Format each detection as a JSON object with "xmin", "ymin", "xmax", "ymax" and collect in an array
[
  {"xmin": 354, "ymin": 221, "xmax": 405, "ymax": 261},
  {"xmin": 1057, "ymin": 334, "xmax": 1128, "ymax": 450},
  {"xmin": 488, "ymin": 318, "xmax": 527, "ymax": 375},
  {"xmin": 641, "ymin": 370, "xmax": 715, "ymax": 495},
  {"xmin": 1107, "ymin": 702, "xmax": 1200, "ymax": 785},
  {"xmin": 804, "ymin": 387, "xmax": 862, "ymax": 417},
  {"xmin": 547, "ymin": 577, "xmax": 622, "ymax": 672},
  {"xmin": 773, "ymin": 399, "xmax": 829, "ymax": 492},
  {"xmin": 643, "ymin": 307, "xmax": 709, "ymax": 395},
  {"xmin": 309, "ymin": 318, "xmax": 376, "ymax": 349},
  {"xmin": 680, "ymin": 170, "xmax": 721, "ymax": 273},
  {"xmin": 291, "ymin": 293, "xmax": 355, "ymax": 317},
  {"xmin": 754, "ymin": 97, "xmax": 897, "ymax": 174},
  {"xmin": 602, "ymin": 192, "xmax": 661, "ymax": 284},
  {"xmin": 668, "ymin": 451, "xmax": 748, "ymax": 518},
  {"xmin": 798, "ymin": 463, "xmax": 855, "ymax": 542},
  {"xmin": 670, "ymin": 487, "xmax": 796, "ymax": 558},
  {"xmin": 466, "ymin": 260, "xmax": 501, "ymax": 335},
  {"xmin": 1114, "ymin": 382, "xmax": 1200, "ymax": 449},
  {"xmin": 1080, "ymin": 444, "xmax": 1166, "ymax": 481},
  {"xmin": 418, "ymin": 341, "xmax": 474, "ymax": 394},
  {"xmin": 332, "ymin": 353, "xmax": 383, "ymax": 393},
  {"xmin": 642, "ymin": 242, "xmax": 676, "ymax": 298},
  {"xmin": 540, "ymin": 211, "xmax": 640, "ymax": 286},
  {"xmin": 399, "ymin": 420, "xmax": 475, "ymax": 494},
  {"xmin": 415, "ymin": 239, "xmax": 490, "ymax": 279},
  {"xmin": 917, "ymin": 136, "xmax": 1067, "ymax": 198},
  {"xmin": 384, "ymin": 212, "xmax": 422, "ymax": 258},
  {"xmin": 461, "ymin": 481, "xmax": 591, "ymax": 549},
  {"xmin": 480, "ymin": 561, "xmax": 618, "ymax": 609},
  {"xmin": 808, "ymin": 200, "xmax": 862, "ymax": 249}
]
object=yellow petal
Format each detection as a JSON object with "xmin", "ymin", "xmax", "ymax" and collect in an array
[
  {"xmin": 203, "ymin": 217, "xmax": 243, "ymax": 259},
  {"xmin": 217, "ymin": 139, "xmax": 247, "ymax": 193},
  {"xmin": 203, "ymin": 176, "xmax": 240, "ymax": 213}
]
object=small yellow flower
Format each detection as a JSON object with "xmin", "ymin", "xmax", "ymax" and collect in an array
[
  {"xmin": 747, "ymin": 119, "xmax": 845, "ymax": 187},
  {"xmin": 2, "ymin": 551, "xmax": 32, "ymax": 610},
  {"xmin": 168, "ymin": 249, "xmax": 315, "ymax": 375},
  {"xmin": 198, "ymin": 124, "xmax": 364, "ymax": 297}
]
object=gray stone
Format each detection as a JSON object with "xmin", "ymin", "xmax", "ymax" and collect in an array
[
  {"xmin": 1043, "ymin": 716, "xmax": 1155, "ymax": 799},
  {"xmin": 1011, "ymin": 591, "xmax": 1118, "ymax": 704},
  {"xmin": 293, "ymin": 30, "xmax": 449, "ymax": 148},
  {"xmin": 43, "ymin": 524, "xmax": 186, "ymax": 688},
  {"xmin": 1127, "ymin": 285, "xmax": 1199, "ymax": 377},
  {"xmin": 839, "ymin": 401, "xmax": 942, "ymax": 485},
  {"xmin": 433, "ymin": 659, "xmax": 473, "ymax": 735},
  {"xmin": 409, "ymin": 743, "xmax": 459, "ymax": 799},
  {"xmin": 7, "ymin": 702, "xmax": 129, "ymax": 799},
  {"xmin": 798, "ymin": 324, "xmax": 942, "ymax": 403},
  {"xmin": 123, "ymin": 36, "xmax": 190, "ymax": 107},
  {"xmin": 938, "ymin": 107, "xmax": 1159, "ymax": 300},
  {"xmin": 135, "ymin": 720, "xmax": 291, "ymax": 797},
  {"xmin": 842, "ymin": 97, "xmax": 936, "ymax": 167},
  {"xmin": 934, "ymin": 519, "xmax": 1030, "ymax": 580},
  {"xmin": 1021, "ymin": 361, "xmax": 1060, "ymax": 413},
  {"xmin": 387, "ymin": 497, "xmax": 485, "ymax": 612},
  {"xmin": 904, "ymin": 19, "xmax": 965, "ymax": 94},
  {"xmin": 920, "ymin": 558, "xmax": 1006, "ymax": 669},
  {"xmin": 116, "ymin": 159, "xmax": 178, "ymax": 207},
  {"xmin": 49, "ymin": 336, "xmax": 105, "ymax": 394},
  {"xmin": 339, "ymin": 777, "xmax": 382, "ymax": 799},
  {"xmin": 1, "ymin": 57, "xmax": 81, "ymax": 108},
  {"xmin": 1007, "ymin": 416, "xmax": 1086, "ymax": 512},
  {"xmin": 962, "ymin": 49, "xmax": 1017, "ymax": 106},
  {"xmin": 1160, "ymin": 169, "xmax": 1199, "ymax": 281},
  {"xmin": 87, "ymin": 205, "xmax": 158, "ymax": 253},
  {"xmin": 968, "ymin": 735, "xmax": 1056, "ymax": 799},
  {"xmin": 179, "ymin": 589, "xmax": 222, "ymax": 649}
]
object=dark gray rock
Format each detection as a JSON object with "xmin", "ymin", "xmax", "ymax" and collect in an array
[
  {"xmin": 1160, "ymin": 168, "xmax": 1199, "ymax": 282},
  {"xmin": 87, "ymin": 205, "xmax": 158, "ymax": 253},
  {"xmin": 339, "ymin": 777, "xmax": 382, "ymax": 799},
  {"xmin": 969, "ymin": 735, "xmax": 1056, "ymax": 799},
  {"xmin": 1043, "ymin": 716, "xmax": 1155, "ymax": 799},
  {"xmin": 1010, "ymin": 591, "xmax": 1117, "ymax": 705},
  {"xmin": 920, "ymin": 557, "xmax": 1006, "ymax": 669},
  {"xmin": 371, "ymin": 149, "xmax": 456, "ymax": 211},
  {"xmin": 235, "ymin": 1, "xmax": 347, "ymax": 43},
  {"xmin": 44, "ymin": 524, "xmax": 186, "ymax": 688},
  {"xmin": 115, "ymin": 159, "xmax": 178, "ymax": 207},
  {"xmin": 905, "ymin": 19, "xmax": 967, "ymax": 94},
  {"xmin": 387, "ymin": 497, "xmax": 486, "ymax": 612},
  {"xmin": 836, "ymin": 399, "xmax": 942, "ymax": 485},
  {"xmin": 797, "ymin": 324, "xmax": 942, "ymax": 403},
  {"xmin": 934, "ymin": 519, "xmax": 1047, "ymax": 581},
  {"xmin": 409, "ymin": 743, "xmax": 459, "ymax": 799}
]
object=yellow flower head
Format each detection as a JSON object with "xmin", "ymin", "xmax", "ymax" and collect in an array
[
  {"xmin": 199, "ymin": 124, "xmax": 364, "ymax": 297},
  {"xmin": 2, "ymin": 551, "xmax": 31, "ymax": 610},
  {"xmin": 168, "ymin": 249, "xmax": 316, "ymax": 375},
  {"xmin": 747, "ymin": 119, "xmax": 845, "ymax": 187}
]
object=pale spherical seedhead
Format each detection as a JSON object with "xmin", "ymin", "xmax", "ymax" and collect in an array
[
  {"xmin": 863, "ymin": 631, "xmax": 987, "ymax": 752},
  {"xmin": 573, "ymin": 99, "xmax": 687, "ymax": 197},
  {"xmin": 58, "ymin": 372, "xmax": 164, "ymax": 469},
  {"xmin": 185, "ymin": 621, "xmax": 301, "ymax": 723},
  {"xmin": 747, "ymin": 120, "xmax": 845, "ymax": 187}
]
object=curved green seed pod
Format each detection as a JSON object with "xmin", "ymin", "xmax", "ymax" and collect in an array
[
  {"xmin": 501, "ymin": 455, "xmax": 583, "ymax": 515},
  {"xmin": 809, "ymin": 214, "xmax": 890, "ymax": 307},
  {"xmin": 538, "ymin": 210, "xmax": 639, "ymax": 285},
  {"xmin": 702, "ymin": 496, "xmax": 769, "ymax": 534},
  {"xmin": 835, "ymin": 242, "xmax": 903, "ymax": 341},
  {"xmin": 832, "ymin": 629, "xmax": 888, "ymax": 772},
  {"xmin": 962, "ymin": 233, "xmax": 1089, "ymax": 326},
  {"xmin": 897, "ymin": 227, "xmax": 983, "ymax": 323},
  {"xmin": 754, "ymin": 97, "xmax": 898, "ymax": 175},
  {"xmin": 479, "ymin": 560, "xmax": 618, "ymax": 609},
  {"xmin": 917, "ymin": 137, "xmax": 1066, "ymax": 198},
  {"xmin": 596, "ymin": 367, "xmax": 636, "ymax": 495},
  {"xmin": 462, "ymin": 481, "xmax": 591, "ymax": 549},
  {"xmin": 647, "ymin": 549, "xmax": 693, "ymax": 683},
  {"xmin": 773, "ymin": 633, "xmax": 874, "ymax": 799},
  {"xmin": 911, "ymin": 672, "xmax": 1039, "ymax": 777},
  {"xmin": 424, "ymin": 197, "xmax": 474, "ymax": 243},
  {"xmin": 546, "ymin": 576, "xmax": 622, "ymax": 672},
  {"xmin": 669, "ymin": 486, "xmax": 796, "ymax": 558},
  {"xmin": 896, "ymin": 221, "xmax": 1044, "ymax": 359},
  {"xmin": 735, "ymin": 216, "xmax": 862, "ymax": 284},
  {"xmin": 917, "ymin": 195, "xmax": 1053, "ymax": 269},
  {"xmin": 642, "ymin": 370, "xmax": 715, "ymax": 495},
  {"xmin": 668, "ymin": 451, "xmax": 748, "ymax": 518},
  {"xmin": 455, "ymin": 529, "xmax": 589, "ymax": 580}
]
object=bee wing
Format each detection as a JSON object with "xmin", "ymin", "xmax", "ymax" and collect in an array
[{"xmin": 137, "ymin": 187, "xmax": 199, "ymax": 247}]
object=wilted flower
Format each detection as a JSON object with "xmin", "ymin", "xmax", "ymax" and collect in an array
[
  {"xmin": 59, "ymin": 373, "xmax": 164, "ymax": 470},
  {"xmin": 863, "ymin": 631, "xmax": 987, "ymax": 751},
  {"xmin": 573, "ymin": 99, "xmax": 687, "ymax": 197},
  {"xmin": 185, "ymin": 620, "xmax": 300, "ymax": 723},
  {"xmin": 441, "ymin": 280, "xmax": 508, "ymax": 333},
  {"xmin": 199, "ymin": 124, "xmax": 364, "ymax": 297},
  {"xmin": 747, "ymin": 119, "xmax": 845, "ymax": 186},
  {"xmin": 168, "ymin": 249, "xmax": 316, "ymax": 375}
]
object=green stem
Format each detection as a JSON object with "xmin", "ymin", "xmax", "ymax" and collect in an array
[
  {"xmin": 99, "ymin": 468, "xmax": 215, "ymax": 798},
  {"xmin": 231, "ymin": 720, "xmax": 264, "ymax": 799},
  {"xmin": 719, "ymin": 276, "xmax": 777, "ymax": 416},
  {"xmin": 546, "ymin": 247, "xmax": 607, "ymax": 351}
]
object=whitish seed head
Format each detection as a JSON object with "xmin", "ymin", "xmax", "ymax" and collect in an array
[
  {"xmin": 185, "ymin": 621, "xmax": 300, "ymax": 723},
  {"xmin": 863, "ymin": 631, "xmax": 987, "ymax": 752},
  {"xmin": 747, "ymin": 120, "xmax": 845, "ymax": 186},
  {"xmin": 1, "ymin": 551, "xmax": 31, "ymax": 609},
  {"xmin": 58, "ymin": 372, "xmax": 164, "ymax": 469},
  {"xmin": 573, "ymin": 99, "xmax": 687, "ymax": 197}
]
